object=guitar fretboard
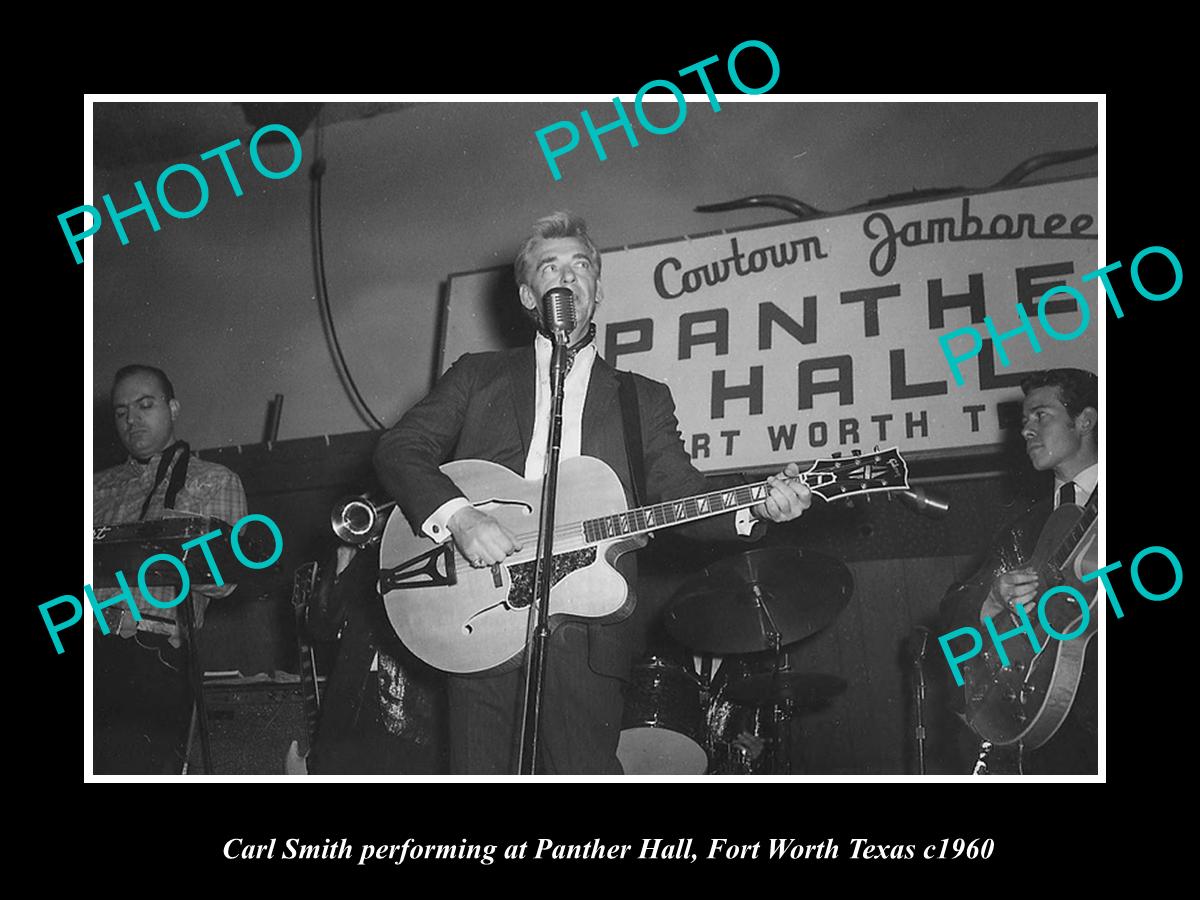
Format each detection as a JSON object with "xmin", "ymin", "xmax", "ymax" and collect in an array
[
  {"xmin": 582, "ymin": 482, "xmax": 770, "ymax": 543},
  {"xmin": 1047, "ymin": 494, "xmax": 1099, "ymax": 573}
]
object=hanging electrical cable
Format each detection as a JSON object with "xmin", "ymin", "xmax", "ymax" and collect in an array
[{"xmin": 310, "ymin": 110, "xmax": 387, "ymax": 430}]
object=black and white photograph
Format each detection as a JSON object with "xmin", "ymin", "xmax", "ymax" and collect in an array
[
  {"xmin": 79, "ymin": 91, "xmax": 1107, "ymax": 780},
  {"xmin": 39, "ymin": 69, "xmax": 1188, "ymax": 876}
]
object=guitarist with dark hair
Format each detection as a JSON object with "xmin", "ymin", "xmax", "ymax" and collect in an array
[{"xmin": 942, "ymin": 367, "xmax": 1098, "ymax": 775}]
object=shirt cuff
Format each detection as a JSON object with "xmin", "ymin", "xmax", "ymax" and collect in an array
[
  {"xmin": 195, "ymin": 583, "xmax": 236, "ymax": 600},
  {"xmin": 423, "ymin": 497, "xmax": 472, "ymax": 543},
  {"xmin": 735, "ymin": 508, "xmax": 757, "ymax": 536}
]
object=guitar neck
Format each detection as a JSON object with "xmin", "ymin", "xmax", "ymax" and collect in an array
[
  {"xmin": 579, "ymin": 449, "xmax": 908, "ymax": 544},
  {"xmin": 582, "ymin": 480, "xmax": 770, "ymax": 543},
  {"xmin": 1046, "ymin": 494, "xmax": 1099, "ymax": 575}
]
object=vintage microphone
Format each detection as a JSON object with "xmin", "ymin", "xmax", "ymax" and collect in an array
[
  {"xmin": 515, "ymin": 286, "xmax": 576, "ymax": 774},
  {"xmin": 541, "ymin": 287, "xmax": 577, "ymax": 342}
]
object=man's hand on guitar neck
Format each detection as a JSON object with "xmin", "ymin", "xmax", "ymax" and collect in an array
[
  {"xmin": 980, "ymin": 569, "xmax": 1040, "ymax": 623},
  {"xmin": 750, "ymin": 462, "xmax": 812, "ymax": 524},
  {"xmin": 448, "ymin": 506, "xmax": 523, "ymax": 568}
]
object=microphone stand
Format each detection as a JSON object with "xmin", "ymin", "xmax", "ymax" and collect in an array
[
  {"xmin": 515, "ymin": 329, "xmax": 570, "ymax": 775},
  {"xmin": 752, "ymin": 586, "xmax": 790, "ymax": 774},
  {"xmin": 910, "ymin": 626, "xmax": 930, "ymax": 775}
]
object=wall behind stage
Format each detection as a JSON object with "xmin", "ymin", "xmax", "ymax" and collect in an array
[{"xmin": 91, "ymin": 101, "xmax": 1097, "ymax": 454}]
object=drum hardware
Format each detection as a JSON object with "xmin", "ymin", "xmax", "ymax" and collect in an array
[
  {"xmin": 714, "ymin": 667, "xmax": 845, "ymax": 775},
  {"xmin": 705, "ymin": 668, "xmax": 775, "ymax": 775},
  {"xmin": 721, "ymin": 672, "xmax": 847, "ymax": 706},
  {"xmin": 705, "ymin": 674, "xmax": 808, "ymax": 776},
  {"xmin": 664, "ymin": 548, "xmax": 853, "ymax": 655},
  {"xmin": 909, "ymin": 626, "xmax": 931, "ymax": 775},
  {"xmin": 655, "ymin": 548, "xmax": 855, "ymax": 775},
  {"xmin": 618, "ymin": 648, "xmax": 845, "ymax": 776}
]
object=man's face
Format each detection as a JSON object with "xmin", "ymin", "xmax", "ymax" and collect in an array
[
  {"xmin": 1020, "ymin": 385, "xmax": 1094, "ymax": 475},
  {"xmin": 518, "ymin": 236, "xmax": 603, "ymax": 346},
  {"xmin": 112, "ymin": 372, "xmax": 179, "ymax": 459}
]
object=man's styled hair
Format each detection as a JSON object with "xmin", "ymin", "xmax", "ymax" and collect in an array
[
  {"xmin": 112, "ymin": 364, "xmax": 176, "ymax": 401},
  {"xmin": 1021, "ymin": 368, "xmax": 1098, "ymax": 438},
  {"xmin": 513, "ymin": 211, "xmax": 602, "ymax": 288}
]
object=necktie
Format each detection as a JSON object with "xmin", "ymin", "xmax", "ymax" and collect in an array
[
  {"xmin": 548, "ymin": 323, "xmax": 595, "ymax": 382},
  {"xmin": 1058, "ymin": 481, "xmax": 1077, "ymax": 508}
]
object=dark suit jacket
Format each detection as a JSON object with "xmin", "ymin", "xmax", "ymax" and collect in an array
[
  {"xmin": 374, "ymin": 346, "xmax": 760, "ymax": 680},
  {"xmin": 941, "ymin": 497, "xmax": 1052, "ymax": 630}
]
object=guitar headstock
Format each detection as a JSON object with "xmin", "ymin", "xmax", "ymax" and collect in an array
[{"xmin": 801, "ymin": 448, "xmax": 910, "ymax": 503}]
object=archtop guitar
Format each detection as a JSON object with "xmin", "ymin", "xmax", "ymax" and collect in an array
[
  {"xmin": 960, "ymin": 491, "xmax": 1098, "ymax": 749},
  {"xmin": 379, "ymin": 450, "xmax": 908, "ymax": 675}
]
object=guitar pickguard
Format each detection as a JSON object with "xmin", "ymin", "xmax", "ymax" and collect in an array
[
  {"xmin": 506, "ymin": 548, "xmax": 598, "ymax": 610},
  {"xmin": 379, "ymin": 452, "xmax": 908, "ymax": 674}
]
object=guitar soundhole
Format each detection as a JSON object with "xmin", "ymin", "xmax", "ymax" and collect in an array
[{"xmin": 506, "ymin": 548, "xmax": 598, "ymax": 610}]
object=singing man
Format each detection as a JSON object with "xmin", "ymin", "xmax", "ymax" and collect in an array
[{"xmin": 374, "ymin": 212, "xmax": 811, "ymax": 774}]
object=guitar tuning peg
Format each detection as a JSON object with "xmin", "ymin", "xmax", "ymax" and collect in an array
[{"xmin": 851, "ymin": 449, "xmax": 862, "ymax": 456}]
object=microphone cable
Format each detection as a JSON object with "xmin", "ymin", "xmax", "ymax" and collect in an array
[{"xmin": 310, "ymin": 110, "xmax": 387, "ymax": 430}]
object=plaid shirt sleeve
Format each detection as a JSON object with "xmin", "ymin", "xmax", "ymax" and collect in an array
[{"xmin": 177, "ymin": 460, "xmax": 249, "ymax": 600}]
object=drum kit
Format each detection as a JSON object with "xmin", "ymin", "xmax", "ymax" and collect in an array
[{"xmin": 617, "ymin": 547, "xmax": 851, "ymax": 775}]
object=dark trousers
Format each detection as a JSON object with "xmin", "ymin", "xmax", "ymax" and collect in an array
[
  {"xmin": 309, "ymin": 603, "xmax": 446, "ymax": 775},
  {"xmin": 310, "ymin": 685, "xmax": 441, "ymax": 775},
  {"xmin": 94, "ymin": 633, "xmax": 193, "ymax": 775},
  {"xmin": 447, "ymin": 622, "xmax": 625, "ymax": 774}
]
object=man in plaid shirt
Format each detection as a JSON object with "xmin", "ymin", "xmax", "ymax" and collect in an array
[{"xmin": 93, "ymin": 364, "xmax": 247, "ymax": 774}]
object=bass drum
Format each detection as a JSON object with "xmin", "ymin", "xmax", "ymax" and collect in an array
[{"xmin": 617, "ymin": 656, "xmax": 708, "ymax": 775}]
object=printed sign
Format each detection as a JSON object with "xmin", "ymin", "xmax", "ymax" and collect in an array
[{"xmin": 444, "ymin": 177, "xmax": 1098, "ymax": 472}]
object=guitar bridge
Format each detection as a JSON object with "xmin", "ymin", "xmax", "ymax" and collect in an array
[{"xmin": 380, "ymin": 544, "xmax": 458, "ymax": 592}]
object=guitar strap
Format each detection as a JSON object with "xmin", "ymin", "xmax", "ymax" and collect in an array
[
  {"xmin": 138, "ymin": 440, "xmax": 191, "ymax": 521},
  {"xmin": 131, "ymin": 440, "xmax": 192, "ymax": 634},
  {"xmin": 616, "ymin": 372, "xmax": 646, "ymax": 508}
]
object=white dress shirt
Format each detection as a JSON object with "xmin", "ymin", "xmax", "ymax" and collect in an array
[
  {"xmin": 1055, "ymin": 462, "xmax": 1097, "ymax": 509},
  {"xmin": 422, "ymin": 334, "xmax": 755, "ymax": 541}
]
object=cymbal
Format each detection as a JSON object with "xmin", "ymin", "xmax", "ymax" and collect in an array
[
  {"xmin": 721, "ymin": 672, "xmax": 847, "ymax": 706},
  {"xmin": 664, "ymin": 548, "xmax": 853, "ymax": 654}
]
